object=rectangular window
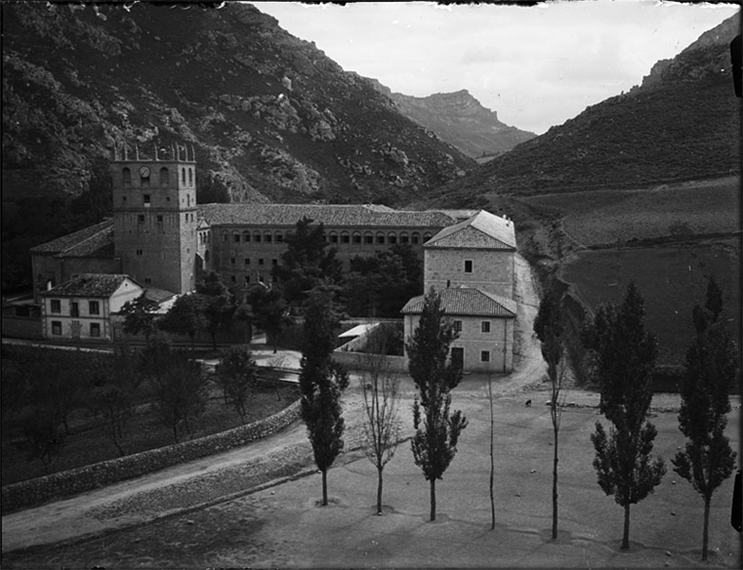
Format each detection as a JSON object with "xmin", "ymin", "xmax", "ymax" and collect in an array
[
  {"xmin": 143, "ymin": 194, "xmax": 151, "ymax": 205},
  {"xmin": 136, "ymin": 249, "xmax": 143, "ymax": 256},
  {"xmin": 341, "ymin": 234, "xmax": 350, "ymax": 244},
  {"xmin": 353, "ymin": 235, "xmax": 362, "ymax": 244},
  {"xmin": 156, "ymin": 215, "xmax": 163, "ymax": 223},
  {"xmin": 230, "ymin": 257, "xmax": 236, "ymax": 265},
  {"xmin": 230, "ymin": 275, "xmax": 237, "ymax": 283},
  {"xmin": 265, "ymin": 234, "xmax": 273, "ymax": 243},
  {"xmin": 71, "ymin": 302, "xmax": 80, "ymax": 317},
  {"xmin": 272, "ymin": 259, "xmax": 278, "ymax": 266},
  {"xmin": 464, "ymin": 260, "xmax": 473, "ymax": 273},
  {"xmin": 50, "ymin": 299, "xmax": 61, "ymax": 314},
  {"xmin": 258, "ymin": 258, "xmax": 264, "ymax": 266},
  {"xmin": 89, "ymin": 301, "xmax": 100, "ymax": 315},
  {"xmin": 233, "ymin": 234, "xmax": 240, "ymax": 243},
  {"xmin": 138, "ymin": 214, "xmax": 145, "ymax": 223},
  {"xmin": 453, "ymin": 320, "xmax": 462, "ymax": 333},
  {"xmin": 244, "ymin": 258, "xmax": 250, "ymax": 265},
  {"xmin": 90, "ymin": 323, "xmax": 101, "ymax": 337},
  {"xmin": 51, "ymin": 321, "xmax": 62, "ymax": 335},
  {"xmin": 481, "ymin": 351, "xmax": 491, "ymax": 363},
  {"xmin": 481, "ymin": 321, "xmax": 491, "ymax": 333},
  {"xmin": 144, "ymin": 277, "xmax": 152, "ymax": 284},
  {"xmin": 276, "ymin": 234, "xmax": 284, "ymax": 243}
]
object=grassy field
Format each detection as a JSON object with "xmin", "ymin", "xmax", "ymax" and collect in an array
[
  {"xmin": 560, "ymin": 240, "xmax": 741, "ymax": 366},
  {"xmin": 1, "ymin": 378, "xmax": 299, "ymax": 486},
  {"xmin": 521, "ymin": 177, "xmax": 739, "ymax": 247}
]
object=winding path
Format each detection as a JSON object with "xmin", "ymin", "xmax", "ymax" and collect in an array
[{"xmin": 1, "ymin": 254, "xmax": 545, "ymax": 553}]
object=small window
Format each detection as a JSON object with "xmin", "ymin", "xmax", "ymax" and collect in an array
[
  {"xmin": 275, "ymin": 232, "xmax": 284, "ymax": 243},
  {"xmin": 423, "ymin": 233, "xmax": 432, "ymax": 243},
  {"xmin": 376, "ymin": 233, "xmax": 385, "ymax": 245},
  {"xmin": 233, "ymin": 233, "xmax": 240, "ymax": 243},
  {"xmin": 51, "ymin": 321, "xmax": 62, "ymax": 335},
  {"xmin": 364, "ymin": 233, "xmax": 374, "ymax": 245},
  {"xmin": 244, "ymin": 258, "xmax": 250, "ymax": 265},
  {"xmin": 159, "ymin": 167, "xmax": 169, "ymax": 185},
  {"xmin": 329, "ymin": 232, "xmax": 338, "ymax": 244},
  {"xmin": 138, "ymin": 214, "xmax": 145, "ymax": 223},
  {"xmin": 71, "ymin": 302, "xmax": 80, "ymax": 317},
  {"xmin": 264, "ymin": 232, "xmax": 273, "ymax": 243},
  {"xmin": 411, "ymin": 233, "xmax": 420, "ymax": 245},
  {"xmin": 144, "ymin": 277, "xmax": 152, "ymax": 284},
  {"xmin": 453, "ymin": 320, "xmax": 462, "ymax": 333},
  {"xmin": 122, "ymin": 167, "xmax": 131, "ymax": 186},
  {"xmin": 189, "ymin": 167, "xmax": 193, "ymax": 186},
  {"xmin": 341, "ymin": 232, "xmax": 350, "ymax": 244},
  {"xmin": 353, "ymin": 233, "xmax": 362, "ymax": 244},
  {"xmin": 50, "ymin": 299, "xmax": 61, "ymax": 314},
  {"xmin": 136, "ymin": 249, "xmax": 143, "ymax": 256},
  {"xmin": 400, "ymin": 233, "xmax": 409, "ymax": 244},
  {"xmin": 254, "ymin": 232, "xmax": 262, "ymax": 243},
  {"xmin": 230, "ymin": 257, "xmax": 236, "ymax": 265},
  {"xmin": 157, "ymin": 215, "xmax": 163, "ymax": 223},
  {"xmin": 464, "ymin": 260, "xmax": 473, "ymax": 273},
  {"xmin": 258, "ymin": 258, "xmax": 264, "ymax": 266},
  {"xmin": 182, "ymin": 168, "xmax": 186, "ymax": 184},
  {"xmin": 90, "ymin": 323, "xmax": 101, "ymax": 338},
  {"xmin": 230, "ymin": 275, "xmax": 236, "ymax": 283},
  {"xmin": 272, "ymin": 259, "xmax": 278, "ymax": 266},
  {"xmin": 481, "ymin": 321, "xmax": 491, "ymax": 333},
  {"xmin": 387, "ymin": 233, "xmax": 397, "ymax": 245},
  {"xmin": 89, "ymin": 301, "xmax": 100, "ymax": 315},
  {"xmin": 222, "ymin": 232, "xmax": 228, "ymax": 243},
  {"xmin": 243, "ymin": 232, "xmax": 251, "ymax": 243},
  {"xmin": 244, "ymin": 276, "xmax": 250, "ymax": 285},
  {"xmin": 122, "ymin": 196, "xmax": 127, "ymax": 204},
  {"xmin": 481, "ymin": 351, "xmax": 491, "ymax": 363}
]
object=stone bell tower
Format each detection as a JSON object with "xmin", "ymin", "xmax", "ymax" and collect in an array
[{"xmin": 111, "ymin": 142, "xmax": 198, "ymax": 294}]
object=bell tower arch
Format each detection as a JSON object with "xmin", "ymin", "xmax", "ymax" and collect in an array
[{"xmin": 111, "ymin": 143, "xmax": 198, "ymax": 294}]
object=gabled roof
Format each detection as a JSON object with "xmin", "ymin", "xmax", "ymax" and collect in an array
[
  {"xmin": 30, "ymin": 220, "xmax": 115, "ymax": 257},
  {"xmin": 198, "ymin": 203, "xmax": 456, "ymax": 228},
  {"xmin": 424, "ymin": 210, "xmax": 516, "ymax": 250},
  {"xmin": 40, "ymin": 274, "xmax": 141, "ymax": 298},
  {"xmin": 401, "ymin": 287, "xmax": 517, "ymax": 318}
]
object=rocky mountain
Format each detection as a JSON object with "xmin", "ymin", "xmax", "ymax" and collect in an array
[
  {"xmin": 1, "ymin": 1, "xmax": 477, "ymax": 290},
  {"xmin": 418, "ymin": 13, "xmax": 741, "ymax": 206},
  {"xmin": 1, "ymin": 2, "xmax": 474, "ymax": 208},
  {"xmin": 366, "ymin": 82, "xmax": 536, "ymax": 161}
]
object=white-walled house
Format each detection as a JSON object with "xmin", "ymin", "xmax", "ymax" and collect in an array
[
  {"xmin": 402, "ymin": 287, "xmax": 517, "ymax": 373},
  {"xmin": 40, "ymin": 274, "xmax": 143, "ymax": 341},
  {"xmin": 402, "ymin": 210, "xmax": 518, "ymax": 374}
]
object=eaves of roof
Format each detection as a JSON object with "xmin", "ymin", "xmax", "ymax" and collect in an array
[{"xmin": 401, "ymin": 287, "xmax": 517, "ymax": 318}]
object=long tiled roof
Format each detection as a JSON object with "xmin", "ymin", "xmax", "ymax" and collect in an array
[
  {"xmin": 30, "ymin": 220, "xmax": 115, "ymax": 256},
  {"xmin": 40, "ymin": 273, "xmax": 139, "ymax": 298},
  {"xmin": 401, "ymin": 287, "xmax": 517, "ymax": 318},
  {"xmin": 425, "ymin": 210, "xmax": 516, "ymax": 250},
  {"xmin": 198, "ymin": 203, "xmax": 456, "ymax": 228}
]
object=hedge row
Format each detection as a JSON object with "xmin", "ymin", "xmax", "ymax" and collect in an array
[{"xmin": 1, "ymin": 399, "xmax": 301, "ymax": 514}]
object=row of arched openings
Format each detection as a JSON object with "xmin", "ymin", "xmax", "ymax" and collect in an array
[
  {"xmin": 121, "ymin": 166, "xmax": 194, "ymax": 186},
  {"xmin": 221, "ymin": 230, "xmax": 432, "ymax": 246}
]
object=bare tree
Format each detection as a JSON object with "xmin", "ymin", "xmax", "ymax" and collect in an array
[{"xmin": 360, "ymin": 326, "xmax": 402, "ymax": 515}]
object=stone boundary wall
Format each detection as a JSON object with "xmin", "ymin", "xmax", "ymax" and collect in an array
[
  {"xmin": 1, "ymin": 400, "xmax": 301, "ymax": 514},
  {"xmin": 332, "ymin": 350, "xmax": 408, "ymax": 374}
]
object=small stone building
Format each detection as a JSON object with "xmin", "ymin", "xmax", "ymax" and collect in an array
[
  {"xmin": 402, "ymin": 210, "xmax": 518, "ymax": 374},
  {"xmin": 40, "ymin": 274, "xmax": 143, "ymax": 341}
]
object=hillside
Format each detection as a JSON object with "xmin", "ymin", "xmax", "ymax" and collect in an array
[
  {"xmin": 417, "ymin": 13, "xmax": 740, "ymax": 205},
  {"xmin": 366, "ymin": 82, "xmax": 536, "ymax": 161},
  {"xmin": 1, "ymin": 1, "xmax": 474, "ymax": 290}
]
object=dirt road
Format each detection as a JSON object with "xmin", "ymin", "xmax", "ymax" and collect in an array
[{"xmin": 2, "ymin": 253, "xmax": 545, "ymax": 553}]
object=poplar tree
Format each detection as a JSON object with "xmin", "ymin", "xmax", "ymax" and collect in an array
[
  {"xmin": 298, "ymin": 290, "xmax": 349, "ymax": 506},
  {"xmin": 673, "ymin": 277, "xmax": 738, "ymax": 561},
  {"xmin": 533, "ymin": 288, "xmax": 567, "ymax": 540},
  {"xmin": 407, "ymin": 290, "xmax": 468, "ymax": 521},
  {"xmin": 583, "ymin": 282, "xmax": 666, "ymax": 550}
]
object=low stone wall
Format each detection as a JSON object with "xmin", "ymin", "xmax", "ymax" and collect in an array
[
  {"xmin": 332, "ymin": 350, "xmax": 408, "ymax": 374},
  {"xmin": 1, "ymin": 400, "xmax": 301, "ymax": 514}
]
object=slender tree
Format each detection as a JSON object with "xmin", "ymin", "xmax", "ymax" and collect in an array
[
  {"xmin": 673, "ymin": 277, "xmax": 738, "ymax": 561},
  {"xmin": 359, "ymin": 325, "xmax": 402, "ymax": 515},
  {"xmin": 533, "ymin": 288, "xmax": 568, "ymax": 540},
  {"xmin": 583, "ymin": 282, "xmax": 666, "ymax": 550},
  {"xmin": 298, "ymin": 290, "xmax": 350, "ymax": 506},
  {"xmin": 215, "ymin": 346, "xmax": 259, "ymax": 423},
  {"xmin": 407, "ymin": 290, "xmax": 469, "ymax": 521},
  {"xmin": 197, "ymin": 272, "xmax": 236, "ymax": 350},
  {"xmin": 486, "ymin": 373, "xmax": 496, "ymax": 530}
]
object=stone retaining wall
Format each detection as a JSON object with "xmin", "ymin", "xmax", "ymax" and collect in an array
[{"xmin": 1, "ymin": 400, "xmax": 301, "ymax": 514}]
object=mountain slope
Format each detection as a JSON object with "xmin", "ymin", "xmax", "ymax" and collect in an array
[
  {"xmin": 1, "ymin": 2, "xmax": 474, "ymax": 208},
  {"xmin": 366, "ymin": 82, "xmax": 536, "ymax": 161},
  {"xmin": 419, "ymin": 13, "xmax": 740, "ymax": 205}
]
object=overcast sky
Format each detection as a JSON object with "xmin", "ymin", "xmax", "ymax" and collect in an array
[{"xmin": 255, "ymin": 1, "xmax": 739, "ymax": 135}]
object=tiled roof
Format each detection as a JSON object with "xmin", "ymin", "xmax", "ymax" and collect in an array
[
  {"xmin": 198, "ymin": 203, "xmax": 456, "ymax": 228},
  {"xmin": 424, "ymin": 210, "xmax": 516, "ymax": 250},
  {"xmin": 426, "ymin": 209, "xmax": 479, "ymax": 221},
  {"xmin": 30, "ymin": 220, "xmax": 115, "ymax": 256},
  {"xmin": 401, "ymin": 287, "xmax": 517, "ymax": 318},
  {"xmin": 40, "ymin": 274, "xmax": 139, "ymax": 298}
]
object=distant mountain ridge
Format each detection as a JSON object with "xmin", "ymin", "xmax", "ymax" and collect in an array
[
  {"xmin": 367, "ymin": 80, "xmax": 536, "ymax": 161},
  {"xmin": 419, "ymin": 12, "xmax": 741, "ymax": 205}
]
